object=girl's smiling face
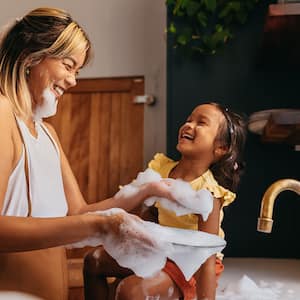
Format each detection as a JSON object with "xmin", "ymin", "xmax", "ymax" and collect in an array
[
  {"xmin": 177, "ymin": 104, "xmax": 227, "ymax": 160},
  {"xmin": 27, "ymin": 50, "xmax": 86, "ymax": 110}
]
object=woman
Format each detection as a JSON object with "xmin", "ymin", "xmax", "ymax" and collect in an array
[{"xmin": 0, "ymin": 7, "xmax": 172, "ymax": 300}]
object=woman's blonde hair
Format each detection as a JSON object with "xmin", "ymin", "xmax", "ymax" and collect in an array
[{"xmin": 0, "ymin": 7, "xmax": 91, "ymax": 119}]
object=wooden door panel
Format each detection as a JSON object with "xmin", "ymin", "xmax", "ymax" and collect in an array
[
  {"xmin": 48, "ymin": 77, "xmax": 144, "ymax": 204},
  {"xmin": 120, "ymin": 92, "xmax": 144, "ymax": 185},
  {"xmin": 47, "ymin": 78, "xmax": 144, "ymax": 298},
  {"xmin": 108, "ymin": 93, "xmax": 122, "ymax": 199}
]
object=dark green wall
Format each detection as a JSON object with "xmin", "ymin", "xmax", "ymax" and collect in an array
[{"xmin": 167, "ymin": 1, "xmax": 300, "ymax": 258}]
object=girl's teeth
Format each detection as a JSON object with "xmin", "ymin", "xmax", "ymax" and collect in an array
[{"xmin": 183, "ymin": 133, "xmax": 193, "ymax": 140}]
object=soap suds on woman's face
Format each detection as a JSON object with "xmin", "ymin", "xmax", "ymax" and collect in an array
[{"xmin": 34, "ymin": 87, "xmax": 58, "ymax": 121}]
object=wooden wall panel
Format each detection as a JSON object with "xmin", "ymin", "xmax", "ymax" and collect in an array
[
  {"xmin": 109, "ymin": 93, "xmax": 122, "ymax": 196},
  {"xmin": 48, "ymin": 77, "xmax": 144, "ymax": 204},
  {"xmin": 120, "ymin": 92, "xmax": 144, "ymax": 186}
]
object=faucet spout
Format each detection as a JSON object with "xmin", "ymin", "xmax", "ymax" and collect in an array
[{"xmin": 257, "ymin": 179, "xmax": 300, "ymax": 233}]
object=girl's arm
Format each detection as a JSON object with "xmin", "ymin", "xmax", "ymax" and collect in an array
[
  {"xmin": 195, "ymin": 197, "xmax": 221, "ymax": 300},
  {"xmin": 43, "ymin": 122, "xmax": 172, "ymax": 216}
]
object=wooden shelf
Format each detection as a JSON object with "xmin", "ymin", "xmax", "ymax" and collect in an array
[
  {"xmin": 269, "ymin": 3, "xmax": 300, "ymax": 16},
  {"xmin": 262, "ymin": 110, "xmax": 300, "ymax": 144}
]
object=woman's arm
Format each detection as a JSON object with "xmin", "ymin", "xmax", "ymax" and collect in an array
[
  {"xmin": 0, "ymin": 110, "xmax": 161, "ymax": 253},
  {"xmin": 0, "ymin": 105, "xmax": 106, "ymax": 251},
  {"xmin": 195, "ymin": 197, "xmax": 221, "ymax": 300},
  {"xmin": 0, "ymin": 214, "xmax": 96, "ymax": 252},
  {"xmin": 0, "ymin": 98, "xmax": 17, "ymax": 212},
  {"xmin": 43, "ymin": 122, "xmax": 172, "ymax": 216},
  {"xmin": 0, "ymin": 208, "xmax": 156, "ymax": 252}
]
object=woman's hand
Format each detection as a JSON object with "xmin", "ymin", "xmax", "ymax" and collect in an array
[
  {"xmin": 92, "ymin": 208, "xmax": 160, "ymax": 249},
  {"xmin": 89, "ymin": 208, "xmax": 172, "ymax": 278}
]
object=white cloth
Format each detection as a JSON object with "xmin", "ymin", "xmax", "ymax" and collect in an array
[{"xmin": 1, "ymin": 118, "xmax": 67, "ymax": 217}]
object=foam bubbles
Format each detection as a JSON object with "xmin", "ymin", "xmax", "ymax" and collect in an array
[
  {"xmin": 67, "ymin": 208, "xmax": 225, "ymax": 280},
  {"xmin": 217, "ymin": 275, "xmax": 285, "ymax": 300},
  {"xmin": 116, "ymin": 168, "xmax": 214, "ymax": 221}
]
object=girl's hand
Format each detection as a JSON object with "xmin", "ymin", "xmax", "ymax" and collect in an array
[
  {"xmin": 112, "ymin": 180, "xmax": 176, "ymax": 212},
  {"xmin": 143, "ymin": 180, "xmax": 175, "ymax": 202}
]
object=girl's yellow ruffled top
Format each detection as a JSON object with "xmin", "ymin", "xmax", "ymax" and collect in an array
[{"xmin": 148, "ymin": 153, "xmax": 236, "ymax": 258}]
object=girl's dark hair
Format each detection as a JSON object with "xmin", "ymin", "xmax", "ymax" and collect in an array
[{"xmin": 209, "ymin": 103, "xmax": 247, "ymax": 192}]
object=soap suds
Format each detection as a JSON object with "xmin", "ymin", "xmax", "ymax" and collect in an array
[
  {"xmin": 116, "ymin": 168, "xmax": 214, "ymax": 221},
  {"xmin": 67, "ymin": 208, "xmax": 225, "ymax": 280},
  {"xmin": 216, "ymin": 275, "xmax": 296, "ymax": 300}
]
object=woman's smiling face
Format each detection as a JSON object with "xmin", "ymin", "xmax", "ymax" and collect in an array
[{"xmin": 27, "ymin": 50, "xmax": 86, "ymax": 109}]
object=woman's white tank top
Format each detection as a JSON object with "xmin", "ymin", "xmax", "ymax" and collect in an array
[{"xmin": 1, "ymin": 118, "xmax": 68, "ymax": 217}]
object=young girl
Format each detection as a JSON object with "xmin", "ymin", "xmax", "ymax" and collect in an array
[{"xmin": 83, "ymin": 102, "xmax": 247, "ymax": 300}]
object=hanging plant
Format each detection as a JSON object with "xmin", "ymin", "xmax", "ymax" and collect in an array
[{"xmin": 166, "ymin": 0, "xmax": 260, "ymax": 55}]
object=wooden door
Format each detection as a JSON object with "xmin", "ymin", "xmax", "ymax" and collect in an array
[
  {"xmin": 48, "ymin": 76, "xmax": 145, "ymax": 299},
  {"xmin": 48, "ymin": 77, "xmax": 144, "ymax": 203}
]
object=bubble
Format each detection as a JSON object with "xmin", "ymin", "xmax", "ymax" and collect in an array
[
  {"xmin": 67, "ymin": 208, "xmax": 225, "ymax": 280},
  {"xmin": 216, "ymin": 274, "xmax": 287, "ymax": 300},
  {"xmin": 116, "ymin": 168, "xmax": 214, "ymax": 220}
]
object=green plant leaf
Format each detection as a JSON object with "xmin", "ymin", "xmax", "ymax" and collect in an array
[
  {"xmin": 167, "ymin": 0, "xmax": 259, "ymax": 55},
  {"xmin": 186, "ymin": 1, "xmax": 201, "ymax": 16},
  {"xmin": 230, "ymin": 1, "xmax": 241, "ymax": 12},
  {"xmin": 197, "ymin": 11, "xmax": 208, "ymax": 27},
  {"xmin": 218, "ymin": 6, "xmax": 231, "ymax": 19},
  {"xmin": 203, "ymin": 0, "xmax": 217, "ymax": 12},
  {"xmin": 177, "ymin": 34, "xmax": 188, "ymax": 45},
  {"xmin": 169, "ymin": 22, "xmax": 177, "ymax": 33},
  {"xmin": 166, "ymin": 0, "xmax": 176, "ymax": 6},
  {"xmin": 181, "ymin": 0, "xmax": 190, "ymax": 9},
  {"xmin": 173, "ymin": 0, "xmax": 184, "ymax": 14},
  {"xmin": 177, "ymin": 26, "xmax": 192, "ymax": 45},
  {"xmin": 215, "ymin": 24, "xmax": 223, "ymax": 33}
]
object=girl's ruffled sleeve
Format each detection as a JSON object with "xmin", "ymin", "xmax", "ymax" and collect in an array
[{"xmin": 200, "ymin": 171, "xmax": 236, "ymax": 207}]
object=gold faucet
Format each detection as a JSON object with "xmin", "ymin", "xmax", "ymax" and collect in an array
[{"xmin": 257, "ymin": 179, "xmax": 300, "ymax": 233}]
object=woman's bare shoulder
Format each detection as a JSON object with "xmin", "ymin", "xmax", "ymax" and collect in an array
[
  {"xmin": 0, "ymin": 96, "xmax": 16, "ymax": 174},
  {"xmin": 0, "ymin": 95, "xmax": 15, "ymax": 128}
]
